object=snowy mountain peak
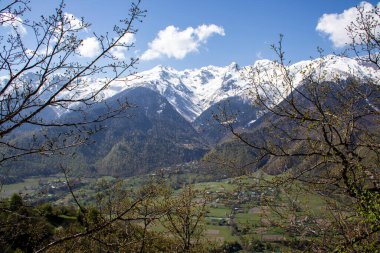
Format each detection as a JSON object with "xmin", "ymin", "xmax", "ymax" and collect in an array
[
  {"xmin": 68, "ymin": 55, "xmax": 380, "ymax": 121},
  {"xmin": 3, "ymin": 55, "xmax": 379, "ymax": 122},
  {"xmin": 151, "ymin": 64, "xmax": 176, "ymax": 72},
  {"xmin": 253, "ymin": 59, "xmax": 275, "ymax": 67},
  {"xmin": 228, "ymin": 62, "xmax": 239, "ymax": 71}
]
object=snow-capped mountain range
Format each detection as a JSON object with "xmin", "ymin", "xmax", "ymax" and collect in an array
[
  {"xmin": 93, "ymin": 55, "xmax": 380, "ymax": 122},
  {"xmin": 93, "ymin": 62, "xmax": 245, "ymax": 121},
  {"xmin": 2, "ymin": 55, "xmax": 380, "ymax": 177},
  {"xmin": 2, "ymin": 55, "xmax": 379, "ymax": 122}
]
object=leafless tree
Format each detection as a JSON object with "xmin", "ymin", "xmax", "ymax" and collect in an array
[
  {"xmin": 37, "ymin": 178, "xmax": 168, "ymax": 253},
  {"xmin": 0, "ymin": 1, "xmax": 168, "ymax": 251},
  {"xmin": 213, "ymin": 4, "xmax": 380, "ymax": 252},
  {"xmin": 0, "ymin": 0, "xmax": 144, "ymax": 170},
  {"xmin": 161, "ymin": 184, "xmax": 209, "ymax": 253}
]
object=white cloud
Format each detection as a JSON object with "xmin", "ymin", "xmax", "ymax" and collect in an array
[
  {"xmin": 141, "ymin": 24, "xmax": 225, "ymax": 61},
  {"xmin": 195, "ymin": 24, "xmax": 225, "ymax": 41},
  {"xmin": 78, "ymin": 33, "xmax": 135, "ymax": 59},
  {"xmin": 110, "ymin": 33, "xmax": 135, "ymax": 60},
  {"xmin": 78, "ymin": 37, "xmax": 101, "ymax": 57},
  {"xmin": 25, "ymin": 49, "xmax": 36, "ymax": 57},
  {"xmin": 316, "ymin": 1, "xmax": 379, "ymax": 47},
  {"xmin": 64, "ymin": 13, "xmax": 84, "ymax": 30},
  {"xmin": 0, "ymin": 12, "xmax": 27, "ymax": 35},
  {"xmin": 118, "ymin": 33, "xmax": 135, "ymax": 44}
]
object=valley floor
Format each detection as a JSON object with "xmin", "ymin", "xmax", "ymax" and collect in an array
[{"xmin": 1, "ymin": 168, "xmax": 328, "ymax": 252}]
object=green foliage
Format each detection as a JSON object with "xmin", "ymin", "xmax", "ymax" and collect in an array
[
  {"xmin": 211, "ymin": 241, "xmax": 242, "ymax": 252},
  {"xmin": 0, "ymin": 195, "xmax": 55, "ymax": 253},
  {"xmin": 9, "ymin": 194, "xmax": 23, "ymax": 211},
  {"xmin": 37, "ymin": 203, "xmax": 53, "ymax": 217}
]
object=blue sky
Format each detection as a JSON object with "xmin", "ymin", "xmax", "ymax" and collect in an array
[{"xmin": 19, "ymin": 1, "xmax": 379, "ymax": 70}]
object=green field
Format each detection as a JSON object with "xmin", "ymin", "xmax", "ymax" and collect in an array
[
  {"xmin": 205, "ymin": 225, "xmax": 239, "ymax": 242},
  {"xmin": 1, "ymin": 176, "xmax": 55, "ymax": 197},
  {"xmin": 1, "ymin": 171, "xmax": 328, "ymax": 251}
]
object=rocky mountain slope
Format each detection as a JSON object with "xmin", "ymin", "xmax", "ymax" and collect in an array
[
  {"xmin": 81, "ymin": 55, "xmax": 380, "ymax": 122},
  {"xmin": 1, "ymin": 55, "xmax": 379, "ymax": 178}
]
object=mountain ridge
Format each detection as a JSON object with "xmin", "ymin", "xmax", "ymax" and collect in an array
[
  {"xmin": 83, "ymin": 55, "xmax": 380, "ymax": 122},
  {"xmin": 1, "ymin": 55, "xmax": 379, "ymax": 178},
  {"xmin": 2, "ymin": 55, "xmax": 378, "ymax": 124}
]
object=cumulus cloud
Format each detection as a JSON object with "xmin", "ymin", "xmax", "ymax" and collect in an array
[
  {"xmin": 64, "ymin": 13, "xmax": 84, "ymax": 30},
  {"xmin": 78, "ymin": 37, "xmax": 101, "ymax": 57},
  {"xmin": 195, "ymin": 24, "xmax": 225, "ymax": 41},
  {"xmin": 141, "ymin": 24, "xmax": 225, "ymax": 61},
  {"xmin": 78, "ymin": 33, "xmax": 135, "ymax": 59},
  {"xmin": 316, "ymin": 1, "xmax": 379, "ymax": 47},
  {"xmin": 0, "ymin": 12, "xmax": 27, "ymax": 35},
  {"xmin": 110, "ymin": 33, "xmax": 135, "ymax": 60}
]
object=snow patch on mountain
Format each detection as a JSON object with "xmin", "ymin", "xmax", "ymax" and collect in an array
[
  {"xmin": 57, "ymin": 55, "xmax": 380, "ymax": 121},
  {"xmin": 245, "ymin": 55, "xmax": 380, "ymax": 108},
  {"xmin": 101, "ymin": 62, "xmax": 250, "ymax": 121},
  {"xmin": 2, "ymin": 55, "xmax": 379, "ymax": 122}
]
